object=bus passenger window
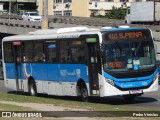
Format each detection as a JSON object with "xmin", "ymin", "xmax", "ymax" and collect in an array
[
  {"xmin": 60, "ymin": 53, "xmax": 66, "ymax": 62},
  {"xmin": 34, "ymin": 53, "xmax": 45, "ymax": 62},
  {"xmin": 48, "ymin": 44, "xmax": 56, "ymax": 62},
  {"xmin": 33, "ymin": 41, "xmax": 44, "ymax": 63},
  {"xmin": 23, "ymin": 41, "xmax": 33, "ymax": 62},
  {"xmin": 60, "ymin": 41, "xmax": 69, "ymax": 63},
  {"xmin": 70, "ymin": 47, "xmax": 85, "ymax": 63},
  {"xmin": 3, "ymin": 42, "xmax": 13, "ymax": 62}
]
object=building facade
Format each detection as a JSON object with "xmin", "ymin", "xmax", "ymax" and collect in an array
[
  {"xmin": 0, "ymin": 0, "xmax": 38, "ymax": 14},
  {"xmin": 37, "ymin": 0, "xmax": 133, "ymax": 17},
  {"xmin": 0, "ymin": 0, "xmax": 153, "ymax": 17},
  {"xmin": 52, "ymin": 0, "xmax": 132, "ymax": 17}
]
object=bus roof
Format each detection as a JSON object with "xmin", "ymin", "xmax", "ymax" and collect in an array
[
  {"xmin": 2, "ymin": 26, "xmax": 151, "ymax": 42},
  {"xmin": 2, "ymin": 27, "xmax": 100, "ymax": 42},
  {"xmin": 100, "ymin": 26, "xmax": 149, "ymax": 32}
]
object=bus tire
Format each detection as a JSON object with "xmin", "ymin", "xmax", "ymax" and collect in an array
[
  {"xmin": 80, "ymin": 86, "xmax": 88, "ymax": 102},
  {"xmin": 29, "ymin": 80, "xmax": 37, "ymax": 96}
]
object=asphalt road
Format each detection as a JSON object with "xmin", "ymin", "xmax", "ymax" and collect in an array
[{"xmin": 0, "ymin": 79, "xmax": 160, "ymax": 111}]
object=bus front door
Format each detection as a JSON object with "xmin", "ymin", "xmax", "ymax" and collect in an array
[
  {"xmin": 13, "ymin": 42, "xmax": 23, "ymax": 91},
  {"xmin": 87, "ymin": 42, "xmax": 101, "ymax": 95}
]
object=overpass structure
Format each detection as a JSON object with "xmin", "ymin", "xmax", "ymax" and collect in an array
[{"xmin": 0, "ymin": 15, "xmax": 159, "ymax": 37}]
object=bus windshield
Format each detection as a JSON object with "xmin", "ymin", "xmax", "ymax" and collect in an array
[{"xmin": 102, "ymin": 40, "xmax": 156, "ymax": 72}]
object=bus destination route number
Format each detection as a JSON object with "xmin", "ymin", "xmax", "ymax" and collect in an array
[{"xmin": 107, "ymin": 31, "xmax": 143, "ymax": 40}]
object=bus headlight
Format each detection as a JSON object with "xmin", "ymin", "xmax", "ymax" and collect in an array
[
  {"xmin": 153, "ymin": 73, "xmax": 159, "ymax": 82},
  {"xmin": 105, "ymin": 78, "xmax": 114, "ymax": 86}
]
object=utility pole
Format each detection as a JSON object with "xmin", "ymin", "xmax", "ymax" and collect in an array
[
  {"xmin": 41, "ymin": 0, "xmax": 48, "ymax": 29},
  {"xmin": 9, "ymin": 0, "xmax": 11, "ymax": 15}
]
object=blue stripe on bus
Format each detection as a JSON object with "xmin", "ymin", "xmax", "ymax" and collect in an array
[
  {"xmin": 103, "ymin": 68, "xmax": 158, "ymax": 89},
  {"xmin": 5, "ymin": 63, "xmax": 89, "ymax": 83}
]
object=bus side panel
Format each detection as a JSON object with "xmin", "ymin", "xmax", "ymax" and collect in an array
[
  {"xmin": 4, "ymin": 63, "xmax": 23, "ymax": 90},
  {"xmin": 59, "ymin": 64, "xmax": 88, "ymax": 82},
  {"xmin": 5, "ymin": 63, "xmax": 16, "ymax": 79},
  {"xmin": 47, "ymin": 64, "xmax": 59, "ymax": 81},
  {"xmin": 59, "ymin": 64, "xmax": 89, "ymax": 95},
  {"xmin": 31, "ymin": 64, "xmax": 48, "ymax": 80},
  {"xmin": 24, "ymin": 63, "xmax": 59, "ymax": 94},
  {"xmin": 47, "ymin": 64, "xmax": 60, "ymax": 95}
]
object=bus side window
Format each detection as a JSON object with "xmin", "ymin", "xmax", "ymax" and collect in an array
[
  {"xmin": 33, "ymin": 41, "xmax": 44, "ymax": 63},
  {"xmin": 70, "ymin": 47, "xmax": 86, "ymax": 63},
  {"xmin": 60, "ymin": 41, "xmax": 69, "ymax": 63},
  {"xmin": 3, "ymin": 42, "xmax": 13, "ymax": 62},
  {"xmin": 48, "ymin": 44, "xmax": 56, "ymax": 63},
  {"xmin": 23, "ymin": 41, "xmax": 34, "ymax": 62},
  {"xmin": 60, "ymin": 40, "xmax": 86, "ymax": 63},
  {"xmin": 34, "ymin": 53, "xmax": 45, "ymax": 62}
]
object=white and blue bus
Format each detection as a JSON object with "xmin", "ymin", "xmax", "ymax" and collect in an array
[{"xmin": 2, "ymin": 26, "xmax": 159, "ymax": 101}]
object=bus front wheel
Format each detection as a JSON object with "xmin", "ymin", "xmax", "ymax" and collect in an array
[{"xmin": 29, "ymin": 80, "xmax": 37, "ymax": 96}]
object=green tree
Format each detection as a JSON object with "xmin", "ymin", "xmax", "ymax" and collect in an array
[{"xmin": 96, "ymin": 5, "xmax": 128, "ymax": 20}]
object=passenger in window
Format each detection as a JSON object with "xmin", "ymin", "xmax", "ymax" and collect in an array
[
  {"xmin": 35, "ymin": 53, "xmax": 45, "ymax": 62},
  {"xmin": 60, "ymin": 52, "xmax": 66, "ymax": 62},
  {"xmin": 23, "ymin": 55, "xmax": 27, "ymax": 62},
  {"xmin": 41, "ymin": 53, "xmax": 45, "ymax": 62},
  {"xmin": 23, "ymin": 54, "xmax": 29, "ymax": 62},
  {"xmin": 61, "ymin": 56, "xmax": 65, "ymax": 62}
]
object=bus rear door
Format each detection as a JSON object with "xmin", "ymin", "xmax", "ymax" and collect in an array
[{"xmin": 12, "ymin": 41, "xmax": 23, "ymax": 91}]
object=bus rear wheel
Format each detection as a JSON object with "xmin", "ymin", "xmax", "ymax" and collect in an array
[
  {"xmin": 80, "ymin": 86, "xmax": 88, "ymax": 102},
  {"xmin": 29, "ymin": 80, "xmax": 37, "ymax": 96}
]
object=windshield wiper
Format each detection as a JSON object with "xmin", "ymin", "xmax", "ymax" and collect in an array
[{"xmin": 115, "ymin": 41, "xmax": 122, "ymax": 52}]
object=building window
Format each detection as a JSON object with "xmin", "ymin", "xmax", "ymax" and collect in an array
[
  {"xmin": 105, "ymin": 0, "xmax": 113, "ymax": 2},
  {"xmin": 120, "ymin": 0, "xmax": 128, "ymax": 2},
  {"xmin": 63, "ymin": 0, "xmax": 72, "ymax": 3},
  {"xmin": 63, "ymin": 11, "xmax": 72, "ymax": 16},
  {"xmin": 54, "ymin": 0, "xmax": 62, "ymax": 3},
  {"xmin": 90, "ymin": 10, "xmax": 98, "ymax": 17},
  {"xmin": 54, "ymin": 11, "xmax": 62, "ymax": 16},
  {"xmin": 135, "ymin": 0, "xmax": 142, "ymax": 1},
  {"xmin": 90, "ymin": 0, "xmax": 100, "ymax": 1}
]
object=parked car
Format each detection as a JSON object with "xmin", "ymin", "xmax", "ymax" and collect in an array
[{"xmin": 22, "ymin": 12, "xmax": 42, "ymax": 22}]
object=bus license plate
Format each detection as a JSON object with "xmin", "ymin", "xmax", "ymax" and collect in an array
[{"xmin": 130, "ymin": 90, "xmax": 142, "ymax": 94}]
